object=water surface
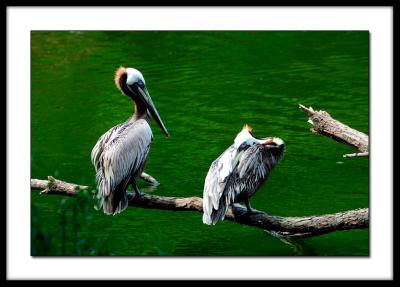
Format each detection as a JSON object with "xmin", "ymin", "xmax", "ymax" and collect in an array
[{"xmin": 31, "ymin": 31, "xmax": 369, "ymax": 256}]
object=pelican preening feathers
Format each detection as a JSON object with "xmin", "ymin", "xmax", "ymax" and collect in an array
[
  {"xmin": 202, "ymin": 124, "xmax": 285, "ymax": 225},
  {"xmin": 91, "ymin": 67, "xmax": 168, "ymax": 215}
]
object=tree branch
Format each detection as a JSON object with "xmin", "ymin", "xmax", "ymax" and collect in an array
[
  {"xmin": 139, "ymin": 172, "xmax": 159, "ymax": 186},
  {"xmin": 31, "ymin": 177, "xmax": 369, "ymax": 238},
  {"xmin": 343, "ymin": 152, "xmax": 369, "ymax": 158},
  {"xmin": 31, "ymin": 176, "xmax": 88, "ymax": 195},
  {"xmin": 299, "ymin": 104, "xmax": 369, "ymax": 157},
  {"xmin": 31, "ymin": 172, "xmax": 158, "ymax": 196}
]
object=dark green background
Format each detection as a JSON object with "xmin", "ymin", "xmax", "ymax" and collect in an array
[{"xmin": 31, "ymin": 31, "xmax": 369, "ymax": 256}]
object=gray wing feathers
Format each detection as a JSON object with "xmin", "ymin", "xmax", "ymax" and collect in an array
[
  {"xmin": 237, "ymin": 145, "xmax": 268, "ymax": 185},
  {"xmin": 202, "ymin": 144, "xmax": 271, "ymax": 225},
  {"xmin": 91, "ymin": 122, "xmax": 123, "ymax": 170},
  {"xmin": 91, "ymin": 119, "xmax": 152, "ymax": 214},
  {"xmin": 202, "ymin": 160, "xmax": 220, "ymax": 225},
  {"xmin": 202, "ymin": 145, "xmax": 238, "ymax": 225}
]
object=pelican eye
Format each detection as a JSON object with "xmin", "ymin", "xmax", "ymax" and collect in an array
[{"xmin": 137, "ymin": 80, "xmax": 145, "ymax": 89}]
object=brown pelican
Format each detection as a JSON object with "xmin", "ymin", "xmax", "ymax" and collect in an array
[
  {"xmin": 202, "ymin": 124, "xmax": 284, "ymax": 225},
  {"xmin": 91, "ymin": 67, "xmax": 169, "ymax": 215}
]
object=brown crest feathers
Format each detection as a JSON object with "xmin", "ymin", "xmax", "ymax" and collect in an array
[{"xmin": 115, "ymin": 66, "xmax": 126, "ymax": 91}]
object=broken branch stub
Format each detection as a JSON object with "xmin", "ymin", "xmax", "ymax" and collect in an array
[{"xmin": 299, "ymin": 104, "xmax": 369, "ymax": 156}]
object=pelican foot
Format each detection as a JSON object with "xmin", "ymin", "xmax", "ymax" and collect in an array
[
  {"xmin": 245, "ymin": 208, "xmax": 264, "ymax": 215},
  {"xmin": 127, "ymin": 191, "xmax": 145, "ymax": 201},
  {"xmin": 232, "ymin": 204, "xmax": 263, "ymax": 218}
]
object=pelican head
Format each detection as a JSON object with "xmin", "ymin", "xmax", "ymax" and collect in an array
[
  {"xmin": 235, "ymin": 124, "xmax": 285, "ymax": 157},
  {"xmin": 115, "ymin": 66, "xmax": 169, "ymax": 137}
]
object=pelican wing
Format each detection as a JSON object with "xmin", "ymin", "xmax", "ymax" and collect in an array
[
  {"xmin": 237, "ymin": 145, "xmax": 268, "ymax": 184},
  {"xmin": 202, "ymin": 144, "xmax": 243, "ymax": 225},
  {"xmin": 202, "ymin": 143, "xmax": 273, "ymax": 225},
  {"xmin": 92, "ymin": 119, "xmax": 153, "ymax": 214},
  {"xmin": 238, "ymin": 143, "xmax": 284, "ymax": 186},
  {"xmin": 91, "ymin": 122, "xmax": 125, "ymax": 170}
]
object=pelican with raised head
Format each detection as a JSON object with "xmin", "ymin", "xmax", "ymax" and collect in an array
[
  {"xmin": 202, "ymin": 124, "xmax": 284, "ymax": 225},
  {"xmin": 91, "ymin": 67, "xmax": 169, "ymax": 215}
]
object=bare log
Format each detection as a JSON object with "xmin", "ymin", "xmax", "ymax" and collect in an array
[
  {"xmin": 299, "ymin": 104, "xmax": 369, "ymax": 157},
  {"xmin": 31, "ymin": 177, "xmax": 369, "ymax": 238},
  {"xmin": 31, "ymin": 176, "xmax": 88, "ymax": 195},
  {"xmin": 127, "ymin": 193, "xmax": 368, "ymax": 238},
  {"xmin": 31, "ymin": 172, "xmax": 158, "ymax": 195}
]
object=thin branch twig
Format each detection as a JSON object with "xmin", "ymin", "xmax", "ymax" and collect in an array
[{"xmin": 343, "ymin": 152, "xmax": 369, "ymax": 158}]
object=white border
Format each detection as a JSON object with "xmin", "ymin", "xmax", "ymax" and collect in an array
[{"xmin": 7, "ymin": 7, "xmax": 393, "ymax": 280}]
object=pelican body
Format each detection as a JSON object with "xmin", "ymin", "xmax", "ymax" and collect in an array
[
  {"xmin": 91, "ymin": 67, "xmax": 169, "ymax": 215},
  {"xmin": 202, "ymin": 125, "xmax": 284, "ymax": 225}
]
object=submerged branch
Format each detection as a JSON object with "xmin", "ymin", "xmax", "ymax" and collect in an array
[
  {"xmin": 31, "ymin": 177, "xmax": 369, "ymax": 238},
  {"xmin": 299, "ymin": 104, "xmax": 369, "ymax": 156}
]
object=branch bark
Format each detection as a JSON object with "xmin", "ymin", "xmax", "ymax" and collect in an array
[
  {"xmin": 139, "ymin": 172, "xmax": 159, "ymax": 186},
  {"xmin": 31, "ymin": 176, "xmax": 88, "ymax": 195},
  {"xmin": 299, "ymin": 104, "xmax": 369, "ymax": 158},
  {"xmin": 31, "ymin": 177, "xmax": 369, "ymax": 238}
]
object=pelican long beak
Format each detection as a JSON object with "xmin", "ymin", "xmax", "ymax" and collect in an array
[
  {"xmin": 262, "ymin": 137, "xmax": 284, "ymax": 147},
  {"xmin": 137, "ymin": 86, "xmax": 169, "ymax": 137}
]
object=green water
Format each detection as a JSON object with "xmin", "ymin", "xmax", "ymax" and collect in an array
[{"xmin": 31, "ymin": 31, "xmax": 369, "ymax": 256}]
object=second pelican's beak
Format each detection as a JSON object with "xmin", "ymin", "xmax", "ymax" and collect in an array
[
  {"xmin": 136, "ymin": 86, "xmax": 169, "ymax": 137},
  {"xmin": 262, "ymin": 137, "xmax": 284, "ymax": 147}
]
